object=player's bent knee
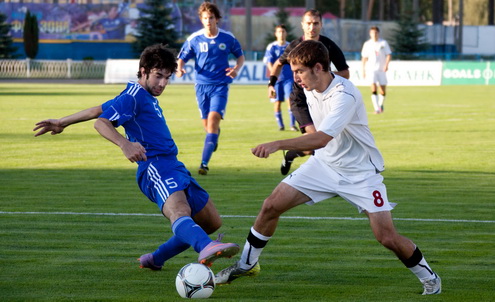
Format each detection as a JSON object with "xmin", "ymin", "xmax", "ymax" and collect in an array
[{"xmin": 259, "ymin": 199, "xmax": 285, "ymax": 220}]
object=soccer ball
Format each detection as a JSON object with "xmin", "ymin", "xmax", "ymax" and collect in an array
[{"xmin": 175, "ymin": 263, "xmax": 215, "ymax": 299}]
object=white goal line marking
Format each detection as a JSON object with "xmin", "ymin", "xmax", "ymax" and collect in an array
[{"xmin": 0, "ymin": 211, "xmax": 494, "ymax": 224}]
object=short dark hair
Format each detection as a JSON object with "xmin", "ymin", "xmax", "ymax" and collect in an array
[
  {"xmin": 137, "ymin": 44, "xmax": 177, "ymax": 79},
  {"xmin": 288, "ymin": 40, "xmax": 330, "ymax": 72},
  {"xmin": 198, "ymin": 1, "xmax": 222, "ymax": 19},
  {"xmin": 303, "ymin": 9, "xmax": 322, "ymax": 21},
  {"xmin": 275, "ymin": 24, "xmax": 287, "ymax": 31},
  {"xmin": 370, "ymin": 26, "xmax": 380, "ymax": 32}
]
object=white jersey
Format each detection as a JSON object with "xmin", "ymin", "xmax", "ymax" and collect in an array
[
  {"xmin": 361, "ymin": 38, "xmax": 392, "ymax": 71},
  {"xmin": 304, "ymin": 75, "xmax": 384, "ymax": 179}
]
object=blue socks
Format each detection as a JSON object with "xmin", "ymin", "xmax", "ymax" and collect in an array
[
  {"xmin": 288, "ymin": 109, "xmax": 296, "ymax": 128},
  {"xmin": 275, "ymin": 112, "xmax": 284, "ymax": 129},
  {"xmin": 201, "ymin": 133, "xmax": 218, "ymax": 166},
  {"xmin": 172, "ymin": 216, "xmax": 211, "ymax": 253},
  {"xmin": 152, "ymin": 235, "xmax": 190, "ymax": 266},
  {"xmin": 275, "ymin": 110, "xmax": 296, "ymax": 128}
]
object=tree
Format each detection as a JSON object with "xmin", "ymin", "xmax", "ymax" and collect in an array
[
  {"xmin": 391, "ymin": 11, "xmax": 429, "ymax": 59},
  {"xmin": 132, "ymin": 0, "xmax": 179, "ymax": 57},
  {"xmin": 0, "ymin": 12, "xmax": 18, "ymax": 59},
  {"xmin": 263, "ymin": 7, "xmax": 298, "ymax": 47},
  {"xmin": 23, "ymin": 10, "xmax": 39, "ymax": 59}
]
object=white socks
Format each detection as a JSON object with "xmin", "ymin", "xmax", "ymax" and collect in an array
[
  {"xmin": 378, "ymin": 94, "xmax": 385, "ymax": 108},
  {"xmin": 371, "ymin": 94, "xmax": 380, "ymax": 112},
  {"xmin": 239, "ymin": 227, "xmax": 271, "ymax": 270},
  {"xmin": 409, "ymin": 257, "xmax": 436, "ymax": 281}
]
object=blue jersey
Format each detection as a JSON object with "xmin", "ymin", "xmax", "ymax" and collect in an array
[
  {"xmin": 99, "ymin": 82, "xmax": 209, "ymax": 214},
  {"xmin": 100, "ymin": 82, "xmax": 178, "ymax": 161},
  {"xmin": 178, "ymin": 28, "xmax": 244, "ymax": 85},
  {"xmin": 264, "ymin": 41, "xmax": 293, "ymax": 83}
]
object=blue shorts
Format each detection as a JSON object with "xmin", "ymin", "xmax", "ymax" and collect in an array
[
  {"xmin": 195, "ymin": 83, "xmax": 229, "ymax": 119},
  {"xmin": 273, "ymin": 79, "xmax": 293, "ymax": 102},
  {"xmin": 136, "ymin": 156, "xmax": 209, "ymax": 216}
]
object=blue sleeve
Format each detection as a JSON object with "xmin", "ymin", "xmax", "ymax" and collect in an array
[
  {"xmin": 99, "ymin": 94, "xmax": 136, "ymax": 127},
  {"xmin": 263, "ymin": 44, "xmax": 273, "ymax": 64},
  {"xmin": 101, "ymin": 99, "xmax": 113, "ymax": 112},
  {"xmin": 178, "ymin": 39, "xmax": 195, "ymax": 62},
  {"xmin": 231, "ymin": 37, "xmax": 244, "ymax": 58}
]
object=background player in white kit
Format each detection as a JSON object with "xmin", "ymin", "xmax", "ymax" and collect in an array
[
  {"xmin": 361, "ymin": 26, "xmax": 392, "ymax": 114},
  {"xmin": 215, "ymin": 40, "xmax": 441, "ymax": 296}
]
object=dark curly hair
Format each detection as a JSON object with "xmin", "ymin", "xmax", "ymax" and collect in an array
[{"xmin": 137, "ymin": 44, "xmax": 178, "ymax": 79}]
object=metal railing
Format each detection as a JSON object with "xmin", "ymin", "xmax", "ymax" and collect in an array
[{"xmin": 0, "ymin": 59, "xmax": 106, "ymax": 79}]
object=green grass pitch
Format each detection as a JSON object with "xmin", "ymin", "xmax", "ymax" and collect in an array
[{"xmin": 0, "ymin": 82, "xmax": 494, "ymax": 301}]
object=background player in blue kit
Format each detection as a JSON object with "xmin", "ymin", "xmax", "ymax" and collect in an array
[
  {"xmin": 33, "ymin": 44, "xmax": 239, "ymax": 271},
  {"xmin": 263, "ymin": 24, "xmax": 297, "ymax": 132},
  {"xmin": 176, "ymin": 1, "xmax": 245, "ymax": 175}
]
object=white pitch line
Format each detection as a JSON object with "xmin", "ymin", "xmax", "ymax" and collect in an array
[{"xmin": 0, "ymin": 211, "xmax": 494, "ymax": 224}]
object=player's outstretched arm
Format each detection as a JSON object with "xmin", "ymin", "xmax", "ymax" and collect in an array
[
  {"xmin": 33, "ymin": 119, "xmax": 65, "ymax": 136},
  {"xmin": 251, "ymin": 131, "xmax": 333, "ymax": 159},
  {"xmin": 33, "ymin": 106, "xmax": 102, "ymax": 137}
]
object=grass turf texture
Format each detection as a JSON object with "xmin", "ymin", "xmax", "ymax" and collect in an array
[{"xmin": 1, "ymin": 83, "xmax": 494, "ymax": 301}]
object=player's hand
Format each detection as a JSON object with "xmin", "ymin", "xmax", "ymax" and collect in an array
[
  {"xmin": 251, "ymin": 142, "xmax": 278, "ymax": 158},
  {"xmin": 121, "ymin": 141, "xmax": 147, "ymax": 163},
  {"xmin": 267, "ymin": 86, "xmax": 276, "ymax": 98},
  {"xmin": 175, "ymin": 68, "xmax": 186, "ymax": 78},
  {"xmin": 225, "ymin": 67, "xmax": 238, "ymax": 79},
  {"xmin": 33, "ymin": 119, "xmax": 65, "ymax": 136}
]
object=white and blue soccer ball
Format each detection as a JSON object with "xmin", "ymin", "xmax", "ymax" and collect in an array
[{"xmin": 175, "ymin": 263, "xmax": 215, "ymax": 299}]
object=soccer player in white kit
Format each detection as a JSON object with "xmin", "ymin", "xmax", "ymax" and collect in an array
[
  {"xmin": 361, "ymin": 26, "xmax": 392, "ymax": 114},
  {"xmin": 215, "ymin": 40, "xmax": 441, "ymax": 295}
]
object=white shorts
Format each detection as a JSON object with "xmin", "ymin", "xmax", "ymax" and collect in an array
[
  {"xmin": 365, "ymin": 70, "xmax": 388, "ymax": 86},
  {"xmin": 282, "ymin": 156, "xmax": 395, "ymax": 213}
]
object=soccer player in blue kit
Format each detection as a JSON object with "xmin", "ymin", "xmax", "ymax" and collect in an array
[
  {"xmin": 33, "ymin": 44, "xmax": 239, "ymax": 270},
  {"xmin": 176, "ymin": 1, "xmax": 245, "ymax": 175},
  {"xmin": 263, "ymin": 24, "xmax": 297, "ymax": 132}
]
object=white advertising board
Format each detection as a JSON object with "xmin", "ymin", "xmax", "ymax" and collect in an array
[
  {"xmin": 348, "ymin": 61, "xmax": 443, "ymax": 86},
  {"xmin": 105, "ymin": 60, "xmax": 443, "ymax": 86}
]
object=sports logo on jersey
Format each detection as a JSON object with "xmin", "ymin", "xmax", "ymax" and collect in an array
[{"xmin": 219, "ymin": 43, "xmax": 227, "ymax": 50}]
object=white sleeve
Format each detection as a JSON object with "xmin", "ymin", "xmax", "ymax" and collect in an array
[{"xmin": 318, "ymin": 90, "xmax": 357, "ymax": 138}]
